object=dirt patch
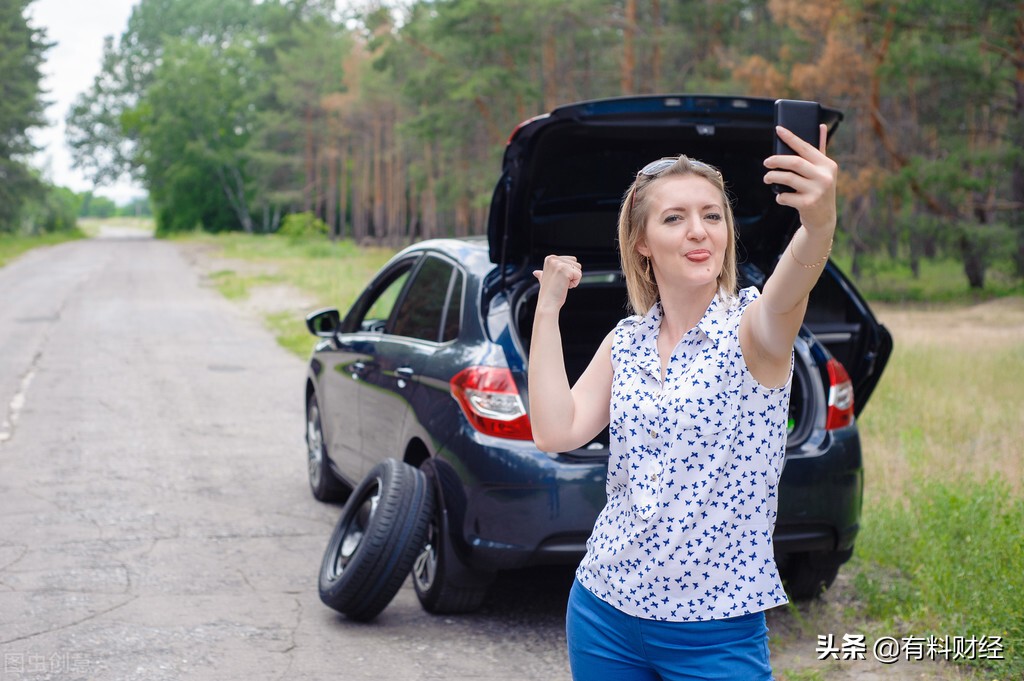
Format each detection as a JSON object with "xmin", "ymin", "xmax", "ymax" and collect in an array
[
  {"xmin": 177, "ymin": 241, "xmax": 278, "ymax": 280},
  {"xmin": 872, "ymin": 297, "xmax": 1024, "ymax": 350},
  {"xmin": 767, "ymin": 571, "xmax": 977, "ymax": 680},
  {"xmin": 237, "ymin": 282, "xmax": 317, "ymax": 317},
  {"xmin": 177, "ymin": 241, "xmax": 317, "ymax": 318}
]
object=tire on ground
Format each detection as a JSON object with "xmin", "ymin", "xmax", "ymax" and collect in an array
[
  {"xmin": 306, "ymin": 394, "xmax": 349, "ymax": 502},
  {"xmin": 319, "ymin": 458, "xmax": 434, "ymax": 621},
  {"xmin": 413, "ymin": 460, "xmax": 495, "ymax": 614},
  {"xmin": 779, "ymin": 548, "xmax": 852, "ymax": 600}
]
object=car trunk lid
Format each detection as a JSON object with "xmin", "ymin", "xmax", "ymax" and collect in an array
[
  {"xmin": 487, "ymin": 94, "xmax": 842, "ymax": 273},
  {"xmin": 488, "ymin": 94, "xmax": 889, "ymax": 411}
]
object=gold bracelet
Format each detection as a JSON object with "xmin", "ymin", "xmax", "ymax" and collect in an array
[{"xmin": 789, "ymin": 236, "xmax": 833, "ymax": 269}]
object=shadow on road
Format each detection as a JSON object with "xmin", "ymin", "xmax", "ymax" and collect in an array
[{"xmin": 478, "ymin": 565, "xmax": 576, "ymax": 622}]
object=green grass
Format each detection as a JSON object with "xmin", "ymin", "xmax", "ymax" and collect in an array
[
  {"xmin": 207, "ymin": 269, "xmax": 289, "ymax": 301},
  {"xmin": 854, "ymin": 480, "xmax": 1023, "ymax": 678},
  {"xmin": 0, "ymin": 229, "xmax": 86, "ymax": 267},
  {"xmin": 267, "ymin": 309, "xmax": 317, "ymax": 358}
]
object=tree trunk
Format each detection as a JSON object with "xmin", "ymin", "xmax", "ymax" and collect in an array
[
  {"xmin": 422, "ymin": 141, "xmax": 437, "ymax": 239},
  {"xmin": 621, "ymin": 0, "xmax": 637, "ymax": 94},
  {"xmin": 339, "ymin": 142, "xmax": 349, "ymax": 241},
  {"xmin": 304, "ymin": 105, "xmax": 315, "ymax": 214},
  {"xmin": 651, "ymin": 0, "xmax": 662, "ymax": 92},
  {"xmin": 215, "ymin": 165, "xmax": 253, "ymax": 234},
  {"xmin": 314, "ymin": 137, "xmax": 324, "ymax": 222},
  {"xmin": 326, "ymin": 145, "xmax": 338, "ymax": 241},
  {"xmin": 354, "ymin": 132, "xmax": 369, "ymax": 243},
  {"xmin": 372, "ymin": 115, "xmax": 384, "ymax": 242},
  {"xmin": 1011, "ymin": 5, "xmax": 1024, "ymax": 275},
  {"xmin": 960, "ymin": 232, "xmax": 986, "ymax": 289},
  {"xmin": 542, "ymin": 27, "xmax": 558, "ymax": 110}
]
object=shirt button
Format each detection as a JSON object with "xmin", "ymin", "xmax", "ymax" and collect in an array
[{"xmin": 649, "ymin": 429, "xmax": 659, "ymax": 439}]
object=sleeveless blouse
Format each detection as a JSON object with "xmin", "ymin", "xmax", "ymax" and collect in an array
[{"xmin": 576, "ymin": 287, "xmax": 792, "ymax": 621}]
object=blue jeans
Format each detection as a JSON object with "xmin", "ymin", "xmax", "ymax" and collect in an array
[{"xmin": 566, "ymin": 580, "xmax": 773, "ymax": 681}]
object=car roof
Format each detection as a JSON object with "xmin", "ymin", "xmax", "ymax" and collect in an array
[{"xmin": 394, "ymin": 237, "xmax": 493, "ymax": 273}]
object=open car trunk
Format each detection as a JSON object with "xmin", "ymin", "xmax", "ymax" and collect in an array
[
  {"xmin": 491, "ymin": 95, "xmax": 891, "ymax": 419},
  {"xmin": 512, "ymin": 273, "xmax": 823, "ymax": 456}
]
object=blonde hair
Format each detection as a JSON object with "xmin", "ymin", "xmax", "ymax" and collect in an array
[{"xmin": 617, "ymin": 156, "xmax": 738, "ymax": 315}]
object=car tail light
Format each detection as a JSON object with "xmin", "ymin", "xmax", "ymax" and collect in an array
[
  {"xmin": 825, "ymin": 358, "xmax": 855, "ymax": 430},
  {"xmin": 450, "ymin": 367, "xmax": 533, "ymax": 441}
]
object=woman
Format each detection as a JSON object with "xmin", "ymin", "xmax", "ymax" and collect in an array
[{"xmin": 528, "ymin": 125, "xmax": 838, "ymax": 680}]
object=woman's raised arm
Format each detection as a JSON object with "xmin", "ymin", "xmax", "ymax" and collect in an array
[
  {"xmin": 741, "ymin": 124, "xmax": 838, "ymax": 388},
  {"xmin": 528, "ymin": 255, "xmax": 614, "ymax": 453}
]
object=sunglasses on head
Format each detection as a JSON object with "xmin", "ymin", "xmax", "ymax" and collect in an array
[{"xmin": 628, "ymin": 156, "xmax": 721, "ymax": 213}]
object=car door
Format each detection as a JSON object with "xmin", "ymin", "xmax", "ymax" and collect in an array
[
  {"xmin": 357, "ymin": 254, "xmax": 462, "ymax": 473},
  {"xmin": 318, "ymin": 258, "xmax": 417, "ymax": 482}
]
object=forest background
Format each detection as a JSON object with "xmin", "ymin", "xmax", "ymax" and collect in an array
[{"xmin": 4, "ymin": 0, "xmax": 1024, "ymax": 293}]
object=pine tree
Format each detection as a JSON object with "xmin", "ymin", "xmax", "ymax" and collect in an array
[{"xmin": 0, "ymin": 0, "xmax": 51, "ymax": 231}]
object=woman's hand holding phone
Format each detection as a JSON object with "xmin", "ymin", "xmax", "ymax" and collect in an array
[{"xmin": 764, "ymin": 100, "xmax": 838, "ymax": 235}]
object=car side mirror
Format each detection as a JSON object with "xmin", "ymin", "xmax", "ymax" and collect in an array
[{"xmin": 306, "ymin": 308, "xmax": 341, "ymax": 338}]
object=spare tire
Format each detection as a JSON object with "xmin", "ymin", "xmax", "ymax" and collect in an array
[{"xmin": 318, "ymin": 458, "xmax": 434, "ymax": 621}]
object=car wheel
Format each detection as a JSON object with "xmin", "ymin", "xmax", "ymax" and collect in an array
[
  {"xmin": 780, "ymin": 548, "xmax": 852, "ymax": 600},
  {"xmin": 306, "ymin": 394, "xmax": 347, "ymax": 502},
  {"xmin": 412, "ymin": 463, "xmax": 495, "ymax": 614},
  {"xmin": 318, "ymin": 459, "xmax": 434, "ymax": 621}
]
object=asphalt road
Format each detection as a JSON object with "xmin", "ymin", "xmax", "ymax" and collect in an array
[{"xmin": 0, "ymin": 233, "xmax": 574, "ymax": 681}]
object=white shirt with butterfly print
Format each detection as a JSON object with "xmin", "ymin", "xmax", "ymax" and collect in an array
[{"xmin": 576, "ymin": 286, "xmax": 792, "ymax": 621}]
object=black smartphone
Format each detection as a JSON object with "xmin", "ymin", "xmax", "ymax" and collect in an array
[{"xmin": 773, "ymin": 99, "xmax": 821, "ymax": 193}]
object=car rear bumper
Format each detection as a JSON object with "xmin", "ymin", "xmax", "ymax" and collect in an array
[
  {"xmin": 774, "ymin": 426, "xmax": 863, "ymax": 555},
  {"xmin": 436, "ymin": 429, "xmax": 607, "ymax": 571},
  {"xmin": 439, "ymin": 424, "xmax": 863, "ymax": 571}
]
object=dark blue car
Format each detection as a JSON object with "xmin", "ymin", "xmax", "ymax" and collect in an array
[{"xmin": 305, "ymin": 95, "xmax": 892, "ymax": 617}]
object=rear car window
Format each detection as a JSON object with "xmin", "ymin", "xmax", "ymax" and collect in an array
[
  {"xmin": 391, "ymin": 256, "xmax": 459, "ymax": 342},
  {"xmin": 441, "ymin": 271, "xmax": 463, "ymax": 342}
]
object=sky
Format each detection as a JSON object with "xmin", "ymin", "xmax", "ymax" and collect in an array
[{"xmin": 26, "ymin": 0, "xmax": 144, "ymax": 205}]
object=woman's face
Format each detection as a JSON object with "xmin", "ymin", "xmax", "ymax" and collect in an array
[{"xmin": 636, "ymin": 174, "xmax": 728, "ymax": 292}]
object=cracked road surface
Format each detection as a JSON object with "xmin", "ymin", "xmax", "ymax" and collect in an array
[{"xmin": 0, "ymin": 233, "xmax": 574, "ymax": 681}]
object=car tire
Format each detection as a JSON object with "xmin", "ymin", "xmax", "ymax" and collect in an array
[
  {"xmin": 413, "ymin": 461, "xmax": 494, "ymax": 614},
  {"xmin": 780, "ymin": 548, "xmax": 852, "ymax": 600},
  {"xmin": 318, "ymin": 458, "xmax": 434, "ymax": 621},
  {"xmin": 306, "ymin": 394, "xmax": 348, "ymax": 502}
]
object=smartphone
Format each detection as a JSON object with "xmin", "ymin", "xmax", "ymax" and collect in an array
[{"xmin": 773, "ymin": 99, "xmax": 821, "ymax": 193}]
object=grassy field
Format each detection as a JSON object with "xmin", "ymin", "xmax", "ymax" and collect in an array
[{"xmin": 849, "ymin": 300, "xmax": 1024, "ymax": 679}]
